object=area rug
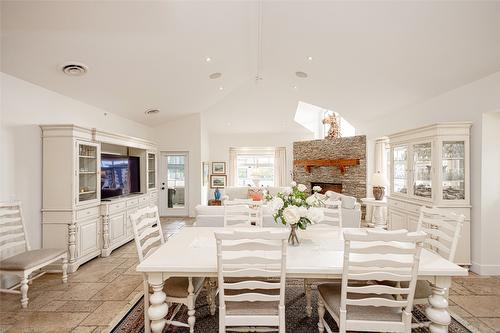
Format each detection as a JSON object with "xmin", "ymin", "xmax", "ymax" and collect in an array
[{"xmin": 112, "ymin": 280, "xmax": 471, "ymax": 333}]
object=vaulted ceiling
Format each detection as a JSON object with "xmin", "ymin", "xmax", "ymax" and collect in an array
[{"xmin": 2, "ymin": 1, "xmax": 500, "ymax": 133}]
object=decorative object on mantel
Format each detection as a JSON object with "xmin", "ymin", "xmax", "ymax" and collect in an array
[
  {"xmin": 266, "ymin": 182, "xmax": 326, "ymax": 246},
  {"xmin": 214, "ymin": 188, "xmax": 221, "ymax": 200},
  {"xmin": 371, "ymin": 171, "xmax": 387, "ymax": 200},
  {"xmin": 294, "ymin": 159, "xmax": 360, "ymax": 175},
  {"xmin": 322, "ymin": 113, "xmax": 340, "ymax": 139},
  {"xmin": 211, "ymin": 161, "xmax": 226, "ymax": 174}
]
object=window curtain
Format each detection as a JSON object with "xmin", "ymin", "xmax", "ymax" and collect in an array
[
  {"xmin": 374, "ymin": 137, "xmax": 388, "ymax": 173},
  {"xmin": 228, "ymin": 148, "xmax": 238, "ymax": 186},
  {"xmin": 274, "ymin": 147, "xmax": 287, "ymax": 187}
]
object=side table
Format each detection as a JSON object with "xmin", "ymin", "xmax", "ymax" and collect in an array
[
  {"xmin": 208, "ymin": 199, "xmax": 222, "ymax": 206},
  {"xmin": 360, "ymin": 197, "xmax": 387, "ymax": 229}
]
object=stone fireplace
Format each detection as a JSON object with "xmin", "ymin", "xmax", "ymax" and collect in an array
[{"xmin": 293, "ymin": 135, "xmax": 367, "ymax": 201}]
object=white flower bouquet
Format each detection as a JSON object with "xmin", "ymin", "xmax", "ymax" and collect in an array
[{"xmin": 266, "ymin": 182, "xmax": 326, "ymax": 232}]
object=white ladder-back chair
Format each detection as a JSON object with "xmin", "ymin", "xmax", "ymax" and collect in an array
[
  {"xmin": 224, "ymin": 200, "xmax": 263, "ymax": 227},
  {"xmin": 409, "ymin": 206, "xmax": 465, "ymax": 328},
  {"xmin": 130, "ymin": 206, "xmax": 205, "ymax": 333},
  {"xmin": 318, "ymin": 229, "xmax": 427, "ymax": 333},
  {"xmin": 317, "ymin": 199, "xmax": 343, "ymax": 228},
  {"xmin": 0, "ymin": 202, "xmax": 68, "ymax": 308},
  {"xmin": 215, "ymin": 229, "xmax": 288, "ymax": 333},
  {"xmin": 418, "ymin": 206, "xmax": 464, "ymax": 262},
  {"xmin": 303, "ymin": 199, "xmax": 343, "ymax": 317}
]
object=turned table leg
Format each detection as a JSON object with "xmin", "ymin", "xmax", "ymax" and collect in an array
[
  {"xmin": 304, "ymin": 279, "xmax": 313, "ymax": 317},
  {"xmin": 148, "ymin": 273, "xmax": 167, "ymax": 333},
  {"xmin": 207, "ymin": 277, "xmax": 217, "ymax": 316},
  {"xmin": 426, "ymin": 276, "xmax": 451, "ymax": 333}
]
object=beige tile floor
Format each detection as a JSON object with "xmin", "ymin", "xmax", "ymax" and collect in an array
[{"xmin": 1, "ymin": 217, "xmax": 499, "ymax": 333}]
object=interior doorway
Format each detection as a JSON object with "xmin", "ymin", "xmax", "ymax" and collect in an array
[{"xmin": 159, "ymin": 152, "xmax": 189, "ymax": 216}]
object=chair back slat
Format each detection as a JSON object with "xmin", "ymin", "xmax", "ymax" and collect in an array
[
  {"xmin": 224, "ymin": 204, "xmax": 252, "ymax": 227},
  {"xmin": 215, "ymin": 229, "xmax": 288, "ymax": 326},
  {"xmin": 0, "ymin": 202, "xmax": 28, "ymax": 261},
  {"xmin": 341, "ymin": 229, "xmax": 426, "ymax": 327},
  {"xmin": 417, "ymin": 206, "xmax": 464, "ymax": 261},
  {"xmin": 129, "ymin": 206, "xmax": 164, "ymax": 262},
  {"xmin": 320, "ymin": 200, "xmax": 342, "ymax": 228},
  {"xmin": 224, "ymin": 200, "xmax": 263, "ymax": 227}
]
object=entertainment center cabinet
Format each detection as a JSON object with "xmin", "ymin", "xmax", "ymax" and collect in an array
[{"xmin": 41, "ymin": 125, "xmax": 158, "ymax": 272}]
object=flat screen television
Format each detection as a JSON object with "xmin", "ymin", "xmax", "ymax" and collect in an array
[{"xmin": 101, "ymin": 154, "xmax": 140, "ymax": 199}]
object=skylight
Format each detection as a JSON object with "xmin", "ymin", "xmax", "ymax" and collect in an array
[{"xmin": 294, "ymin": 101, "xmax": 355, "ymax": 139}]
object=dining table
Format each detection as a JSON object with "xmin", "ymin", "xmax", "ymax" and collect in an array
[{"xmin": 136, "ymin": 226, "xmax": 468, "ymax": 333}]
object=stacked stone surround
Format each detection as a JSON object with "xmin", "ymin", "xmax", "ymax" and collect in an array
[{"xmin": 293, "ymin": 135, "xmax": 367, "ymax": 200}]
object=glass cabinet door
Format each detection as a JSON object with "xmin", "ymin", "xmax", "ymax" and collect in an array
[
  {"xmin": 78, "ymin": 143, "xmax": 98, "ymax": 202},
  {"xmin": 393, "ymin": 146, "xmax": 408, "ymax": 194},
  {"xmin": 442, "ymin": 141, "xmax": 465, "ymax": 200},
  {"xmin": 412, "ymin": 142, "xmax": 432, "ymax": 198},
  {"xmin": 147, "ymin": 153, "xmax": 156, "ymax": 189}
]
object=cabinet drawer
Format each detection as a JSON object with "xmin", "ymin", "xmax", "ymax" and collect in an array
[
  {"xmin": 406, "ymin": 202, "xmax": 422, "ymax": 215},
  {"xmin": 138, "ymin": 196, "xmax": 149, "ymax": 204},
  {"xmin": 126, "ymin": 198, "xmax": 139, "ymax": 208},
  {"xmin": 150, "ymin": 191, "xmax": 158, "ymax": 200},
  {"xmin": 109, "ymin": 201, "xmax": 126, "ymax": 214},
  {"xmin": 76, "ymin": 207, "xmax": 99, "ymax": 220},
  {"xmin": 388, "ymin": 200, "xmax": 406, "ymax": 210}
]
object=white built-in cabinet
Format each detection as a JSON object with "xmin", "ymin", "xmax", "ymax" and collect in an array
[
  {"xmin": 42, "ymin": 125, "xmax": 158, "ymax": 271},
  {"xmin": 387, "ymin": 123, "xmax": 471, "ymax": 265}
]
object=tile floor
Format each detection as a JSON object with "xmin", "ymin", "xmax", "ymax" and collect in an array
[{"xmin": 1, "ymin": 218, "xmax": 499, "ymax": 333}]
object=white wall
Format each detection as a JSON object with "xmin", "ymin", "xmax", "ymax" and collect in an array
[
  {"xmin": 480, "ymin": 111, "xmax": 500, "ymax": 274},
  {"xmin": 359, "ymin": 70, "xmax": 500, "ymax": 274},
  {"xmin": 0, "ymin": 73, "xmax": 152, "ymax": 249},
  {"xmin": 152, "ymin": 113, "xmax": 202, "ymax": 217}
]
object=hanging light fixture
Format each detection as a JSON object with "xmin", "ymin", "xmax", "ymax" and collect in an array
[{"xmin": 255, "ymin": 0, "xmax": 264, "ymax": 83}]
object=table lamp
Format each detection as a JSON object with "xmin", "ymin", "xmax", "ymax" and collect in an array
[{"xmin": 371, "ymin": 171, "xmax": 387, "ymax": 200}]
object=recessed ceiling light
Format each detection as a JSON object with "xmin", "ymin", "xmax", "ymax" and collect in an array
[
  {"xmin": 307, "ymin": 56, "xmax": 313, "ymax": 61},
  {"xmin": 219, "ymin": 86, "xmax": 224, "ymax": 91},
  {"xmin": 206, "ymin": 57, "xmax": 212, "ymax": 62},
  {"xmin": 61, "ymin": 62, "xmax": 88, "ymax": 76},
  {"xmin": 145, "ymin": 109, "xmax": 160, "ymax": 115},
  {"xmin": 292, "ymin": 85, "xmax": 298, "ymax": 90},
  {"xmin": 295, "ymin": 71, "xmax": 308, "ymax": 78},
  {"xmin": 209, "ymin": 72, "xmax": 222, "ymax": 79}
]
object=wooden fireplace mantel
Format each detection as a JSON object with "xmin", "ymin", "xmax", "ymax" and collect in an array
[{"xmin": 294, "ymin": 159, "xmax": 360, "ymax": 175}]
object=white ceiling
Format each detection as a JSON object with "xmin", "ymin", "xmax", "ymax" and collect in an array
[{"xmin": 2, "ymin": 1, "xmax": 500, "ymax": 133}]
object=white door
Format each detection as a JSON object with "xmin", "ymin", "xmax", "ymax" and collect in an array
[{"xmin": 159, "ymin": 152, "xmax": 189, "ymax": 216}]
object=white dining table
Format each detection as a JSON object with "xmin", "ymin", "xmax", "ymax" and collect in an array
[{"xmin": 137, "ymin": 227, "xmax": 468, "ymax": 333}]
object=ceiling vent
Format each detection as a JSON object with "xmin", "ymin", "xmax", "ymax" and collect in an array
[
  {"xmin": 295, "ymin": 71, "xmax": 308, "ymax": 78},
  {"xmin": 62, "ymin": 62, "xmax": 88, "ymax": 76},
  {"xmin": 209, "ymin": 72, "xmax": 222, "ymax": 79},
  {"xmin": 145, "ymin": 109, "xmax": 160, "ymax": 115}
]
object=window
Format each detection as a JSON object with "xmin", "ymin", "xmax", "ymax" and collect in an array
[
  {"xmin": 229, "ymin": 147, "xmax": 286, "ymax": 187},
  {"xmin": 236, "ymin": 154, "xmax": 275, "ymax": 187}
]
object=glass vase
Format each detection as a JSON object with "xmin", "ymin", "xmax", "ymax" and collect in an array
[{"xmin": 288, "ymin": 224, "xmax": 300, "ymax": 246}]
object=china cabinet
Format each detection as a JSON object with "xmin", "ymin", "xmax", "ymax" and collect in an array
[
  {"xmin": 41, "ymin": 125, "xmax": 102, "ymax": 273},
  {"xmin": 387, "ymin": 122, "xmax": 471, "ymax": 264}
]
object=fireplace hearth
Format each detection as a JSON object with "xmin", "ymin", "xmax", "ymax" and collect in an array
[{"xmin": 311, "ymin": 182, "xmax": 342, "ymax": 194}]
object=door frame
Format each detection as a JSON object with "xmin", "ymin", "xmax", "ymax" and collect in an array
[{"xmin": 159, "ymin": 151, "xmax": 189, "ymax": 217}]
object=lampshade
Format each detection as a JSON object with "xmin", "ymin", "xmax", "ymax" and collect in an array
[{"xmin": 371, "ymin": 172, "xmax": 387, "ymax": 187}]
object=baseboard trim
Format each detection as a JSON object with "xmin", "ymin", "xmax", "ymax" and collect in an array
[{"xmin": 471, "ymin": 262, "xmax": 500, "ymax": 275}]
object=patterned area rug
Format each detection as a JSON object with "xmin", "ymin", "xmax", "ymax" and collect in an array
[{"xmin": 112, "ymin": 280, "xmax": 471, "ymax": 333}]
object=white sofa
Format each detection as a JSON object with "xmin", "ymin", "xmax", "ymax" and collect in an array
[{"xmin": 195, "ymin": 186, "xmax": 361, "ymax": 228}]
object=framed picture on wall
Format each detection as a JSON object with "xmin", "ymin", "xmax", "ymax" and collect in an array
[
  {"xmin": 212, "ymin": 162, "xmax": 226, "ymax": 174},
  {"xmin": 210, "ymin": 175, "xmax": 227, "ymax": 188},
  {"xmin": 202, "ymin": 162, "xmax": 209, "ymax": 186}
]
